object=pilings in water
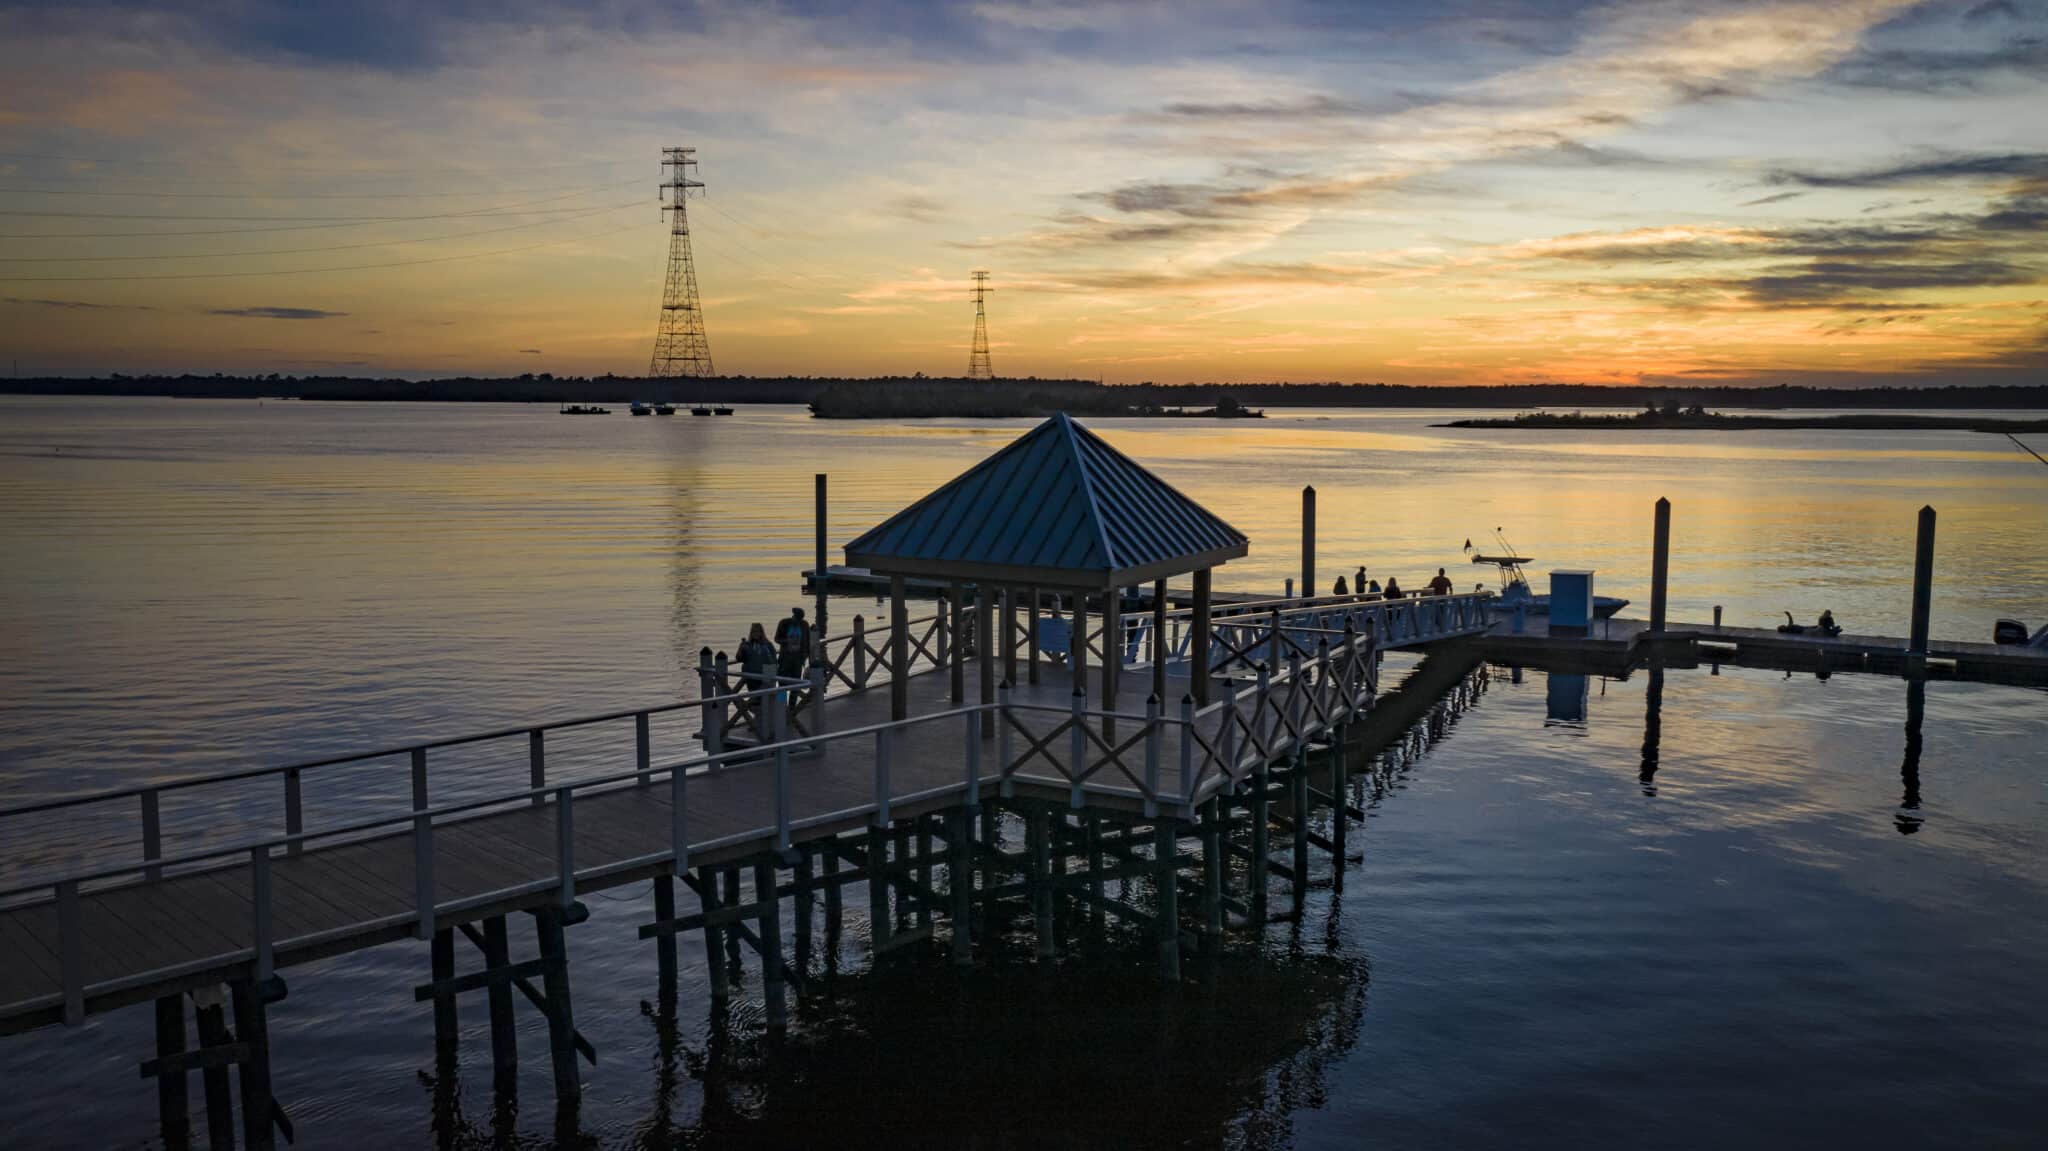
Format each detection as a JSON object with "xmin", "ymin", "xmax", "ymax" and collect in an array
[
  {"xmin": 1910, "ymin": 505, "xmax": 1936, "ymax": 656},
  {"xmin": 1650, "ymin": 495, "xmax": 1671, "ymax": 633},
  {"xmin": 142, "ymin": 979, "xmax": 291, "ymax": 1151}
]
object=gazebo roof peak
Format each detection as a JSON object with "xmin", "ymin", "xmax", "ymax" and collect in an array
[{"xmin": 845, "ymin": 412, "xmax": 1247, "ymax": 589}]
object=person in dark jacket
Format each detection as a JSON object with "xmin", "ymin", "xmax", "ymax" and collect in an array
[
  {"xmin": 773, "ymin": 607, "xmax": 811, "ymax": 678},
  {"xmin": 1333, "ymin": 575, "xmax": 1349, "ymax": 596},
  {"xmin": 1382, "ymin": 577, "xmax": 1403, "ymax": 599},
  {"xmin": 738, "ymin": 623, "xmax": 776, "ymax": 684}
]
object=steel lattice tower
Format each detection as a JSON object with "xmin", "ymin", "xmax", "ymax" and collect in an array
[
  {"xmin": 649, "ymin": 147, "xmax": 714, "ymax": 378},
  {"xmin": 967, "ymin": 270, "xmax": 994, "ymax": 379}
]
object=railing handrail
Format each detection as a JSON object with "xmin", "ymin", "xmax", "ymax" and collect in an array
[{"xmin": 0, "ymin": 674, "xmax": 813, "ymax": 821}]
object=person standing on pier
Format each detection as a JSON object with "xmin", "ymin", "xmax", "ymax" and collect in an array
[
  {"xmin": 1428, "ymin": 567, "xmax": 1455, "ymax": 597},
  {"xmin": 740, "ymin": 623, "xmax": 776, "ymax": 684},
  {"xmin": 774, "ymin": 607, "xmax": 812, "ymax": 679}
]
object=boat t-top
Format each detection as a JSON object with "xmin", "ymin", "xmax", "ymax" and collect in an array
[{"xmin": 1466, "ymin": 529, "xmax": 1629, "ymax": 618}]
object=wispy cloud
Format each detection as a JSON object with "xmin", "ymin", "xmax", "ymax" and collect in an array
[{"xmin": 208, "ymin": 307, "xmax": 348, "ymax": 320}]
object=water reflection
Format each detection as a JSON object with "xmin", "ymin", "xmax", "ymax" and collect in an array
[
  {"xmin": 1545, "ymin": 672, "xmax": 1589, "ymax": 726},
  {"xmin": 1639, "ymin": 666, "xmax": 1664, "ymax": 796},
  {"xmin": 1898, "ymin": 676, "xmax": 1926, "ymax": 836}
]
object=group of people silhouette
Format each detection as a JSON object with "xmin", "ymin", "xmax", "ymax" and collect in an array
[{"xmin": 1328, "ymin": 567, "xmax": 1460, "ymax": 600}]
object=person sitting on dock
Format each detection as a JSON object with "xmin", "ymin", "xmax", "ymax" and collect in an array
[
  {"xmin": 1427, "ymin": 567, "xmax": 1454, "ymax": 597},
  {"xmin": 1333, "ymin": 575, "xmax": 1349, "ymax": 597},
  {"xmin": 1818, "ymin": 609, "xmax": 1841, "ymax": 638},
  {"xmin": 1382, "ymin": 577, "xmax": 1403, "ymax": 599},
  {"xmin": 774, "ymin": 607, "xmax": 811, "ymax": 679}
]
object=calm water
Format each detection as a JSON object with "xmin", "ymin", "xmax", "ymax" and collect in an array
[{"xmin": 1, "ymin": 397, "xmax": 2046, "ymax": 1147}]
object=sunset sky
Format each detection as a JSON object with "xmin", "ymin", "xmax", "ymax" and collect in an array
[{"xmin": 1, "ymin": 0, "xmax": 2045, "ymax": 385}]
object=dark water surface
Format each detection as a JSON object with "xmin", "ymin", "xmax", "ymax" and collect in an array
[
  {"xmin": 1, "ymin": 398, "xmax": 2045, "ymax": 1147},
  {"xmin": 1, "ymin": 658, "xmax": 2043, "ymax": 1148}
]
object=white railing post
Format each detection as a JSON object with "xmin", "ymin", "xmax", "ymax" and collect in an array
[
  {"xmin": 412, "ymin": 747, "xmax": 434, "ymax": 940},
  {"xmin": 874, "ymin": 727, "xmax": 893, "ymax": 825},
  {"xmin": 772, "ymin": 687, "xmax": 792, "ymax": 853},
  {"xmin": 966, "ymin": 709, "xmax": 983, "ymax": 809},
  {"xmin": 528, "ymin": 728, "xmax": 546, "ymax": 808},
  {"xmin": 284, "ymin": 767, "xmax": 303, "ymax": 855},
  {"xmin": 1069, "ymin": 688, "xmax": 1086, "ymax": 808},
  {"xmin": 555, "ymin": 785, "xmax": 575, "ymax": 908},
  {"xmin": 1143, "ymin": 694, "xmax": 1161, "ymax": 817},
  {"xmin": 1179, "ymin": 693, "xmax": 1197, "ymax": 814},
  {"xmin": 671, "ymin": 763, "xmax": 689, "ymax": 874},
  {"xmin": 56, "ymin": 879, "xmax": 82, "ymax": 1026},
  {"xmin": 141, "ymin": 788, "xmax": 161, "ymax": 882},
  {"xmin": 809, "ymin": 663, "xmax": 828, "ymax": 746},
  {"xmin": 250, "ymin": 843, "xmax": 274, "ymax": 983},
  {"xmin": 853, "ymin": 615, "xmax": 868, "ymax": 687},
  {"xmin": 636, "ymin": 711, "xmax": 652, "ymax": 783}
]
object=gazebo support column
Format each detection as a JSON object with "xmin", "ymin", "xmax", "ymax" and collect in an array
[
  {"xmin": 949, "ymin": 583, "xmax": 966, "ymax": 704},
  {"xmin": 890, "ymin": 575, "xmax": 909, "ymax": 721},
  {"xmin": 1192, "ymin": 568, "xmax": 1213, "ymax": 705},
  {"xmin": 1001, "ymin": 586, "xmax": 1018, "ymax": 686},
  {"xmin": 1071, "ymin": 592, "xmax": 1090, "ymax": 703},
  {"xmin": 978, "ymin": 587, "xmax": 995, "ymax": 722},
  {"xmin": 1103, "ymin": 590, "xmax": 1120, "ymax": 736},
  {"xmin": 1028, "ymin": 585, "xmax": 1042, "ymax": 685},
  {"xmin": 1151, "ymin": 578, "xmax": 1168, "ymax": 703}
]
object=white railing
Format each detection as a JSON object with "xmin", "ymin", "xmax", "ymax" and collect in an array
[{"xmin": 0, "ymin": 595, "xmax": 1414, "ymax": 1028}]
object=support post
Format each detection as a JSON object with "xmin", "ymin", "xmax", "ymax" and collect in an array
[
  {"xmin": 529, "ymin": 729, "xmax": 546, "ymax": 807},
  {"xmin": 867, "ymin": 826, "xmax": 892, "ymax": 955},
  {"xmin": 1910, "ymin": 505, "xmax": 1936, "ymax": 655},
  {"xmin": 1291, "ymin": 749, "xmax": 1310, "ymax": 908},
  {"xmin": 482, "ymin": 915, "xmax": 518, "ymax": 1091},
  {"xmin": 1156, "ymin": 820, "xmax": 1181, "ymax": 981},
  {"xmin": 534, "ymin": 907, "xmax": 581, "ymax": 1107},
  {"xmin": 1071, "ymin": 592, "xmax": 1090, "ymax": 699},
  {"xmin": 1331, "ymin": 724, "xmax": 1348, "ymax": 890},
  {"xmin": 1030, "ymin": 807, "xmax": 1055, "ymax": 962},
  {"xmin": 1650, "ymin": 496, "xmax": 1671, "ymax": 633},
  {"xmin": 1201, "ymin": 800, "xmax": 1224, "ymax": 938},
  {"xmin": 154, "ymin": 995, "xmax": 191, "ymax": 1150},
  {"xmin": 793, "ymin": 851, "xmax": 814, "ymax": 976},
  {"xmin": 890, "ymin": 575, "xmax": 910, "ymax": 721},
  {"xmin": 1250, "ymin": 760, "xmax": 1270, "ymax": 925},
  {"xmin": 1103, "ymin": 589, "xmax": 1121, "ymax": 730},
  {"xmin": 430, "ymin": 927, "xmax": 457, "ymax": 1052},
  {"xmin": 949, "ymin": 808, "xmax": 973, "ymax": 966},
  {"xmin": 1302, "ymin": 484, "xmax": 1315, "ymax": 599},
  {"xmin": 1192, "ymin": 568, "xmax": 1213, "ymax": 705},
  {"xmin": 411, "ymin": 748, "xmax": 434, "ymax": 941},
  {"xmin": 193, "ymin": 992, "xmax": 234, "ymax": 1151},
  {"xmin": 1002, "ymin": 586, "xmax": 1018, "ymax": 686},
  {"xmin": 755, "ymin": 862, "xmax": 786, "ymax": 1031},
  {"xmin": 653, "ymin": 875, "xmax": 679, "ymax": 1002},
  {"xmin": 696, "ymin": 867, "xmax": 729, "ymax": 1003},
  {"xmin": 230, "ymin": 979, "xmax": 277, "ymax": 1151}
]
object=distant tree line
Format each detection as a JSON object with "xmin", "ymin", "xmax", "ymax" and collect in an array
[{"xmin": 4, "ymin": 373, "xmax": 2045, "ymax": 411}]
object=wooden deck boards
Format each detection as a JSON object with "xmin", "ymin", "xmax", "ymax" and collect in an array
[{"xmin": 0, "ymin": 657, "xmax": 1311, "ymax": 1028}]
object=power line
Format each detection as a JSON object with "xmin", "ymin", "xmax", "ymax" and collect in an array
[
  {"xmin": 696, "ymin": 200, "xmax": 837, "ymax": 290},
  {"xmin": 0, "ymin": 151, "xmax": 639, "ymax": 176},
  {"xmin": 0, "ymin": 221, "xmax": 645, "ymax": 283},
  {"xmin": 0, "ymin": 176, "xmax": 647, "ymax": 223},
  {"xmin": 0, "ymin": 182, "xmax": 633, "ymax": 200},
  {"xmin": 0, "ymin": 200, "xmax": 644, "ymax": 262}
]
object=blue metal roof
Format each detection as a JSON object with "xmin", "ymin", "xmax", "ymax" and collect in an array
[{"xmin": 844, "ymin": 413, "xmax": 1247, "ymax": 588}]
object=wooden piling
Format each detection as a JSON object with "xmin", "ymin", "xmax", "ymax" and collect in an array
[
  {"xmin": 696, "ymin": 866, "xmax": 729, "ymax": 1003},
  {"xmin": 949, "ymin": 808, "xmax": 973, "ymax": 966},
  {"xmin": 481, "ymin": 915, "xmax": 518, "ymax": 1090},
  {"xmin": 653, "ymin": 875, "xmax": 679, "ymax": 1002},
  {"xmin": 1201, "ymin": 800, "xmax": 1224, "ymax": 938},
  {"xmin": 721, "ymin": 868, "xmax": 742, "ymax": 971},
  {"xmin": 1650, "ymin": 496, "xmax": 1671, "ymax": 632},
  {"xmin": 1156, "ymin": 821, "xmax": 1181, "ymax": 981},
  {"xmin": 533, "ymin": 907, "xmax": 581, "ymax": 1107},
  {"xmin": 793, "ymin": 851, "xmax": 814, "ymax": 976},
  {"xmin": 430, "ymin": 927, "xmax": 457, "ymax": 1054},
  {"xmin": 1249, "ymin": 763, "xmax": 1270, "ymax": 925},
  {"xmin": 230, "ymin": 980, "xmax": 276, "ymax": 1151},
  {"xmin": 1910, "ymin": 505, "xmax": 1936, "ymax": 654},
  {"xmin": 813, "ymin": 473, "xmax": 828, "ymax": 654},
  {"xmin": 867, "ymin": 826, "xmax": 892, "ymax": 955},
  {"xmin": 154, "ymin": 995, "xmax": 191, "ymax": 1151},
  {"xmin": 1302, "ymin": 485, "xmax": 1315, "ymax": 599},
  {"xmin": 1330, "ymin": 726, "xmax": 1348, "ymax": 890},
  {"xmin": 1192, "ymin": 569, "xmax": 1213, "ymax": 704},
  {"xmin": 754, "ymin": 862, "xmax": 786, "ymax": 1031},
  {"xmin": 1087, "ymin": 815, "xmax": 1105, "ymax": 931},
  {"xmin": 1030, "ymin": 808, "xmax": 1055, "ymax": 961},
  {"xmin": 193, "ymin": 992, "xmax": 234, "ymax": 1151},
  {"xmin": 917, "ymin": 820, "xmax": 935, "ymax": 929},
  {"xmin": 822, "ymin": 848, "xmax": 842, "ymax": 962},
  {"xmin": 1291, "ymin": 750, "xmax": 1310, "ymax": 908}
]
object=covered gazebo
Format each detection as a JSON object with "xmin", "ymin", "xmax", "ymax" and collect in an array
[{"xmin": 845, "ymin": 412, "xmax": 1248, "ymax": 719}]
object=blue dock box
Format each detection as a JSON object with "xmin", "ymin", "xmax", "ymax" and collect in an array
[{"xmin": 1550, "ymin": 569, "xmax": 1594, "ymax": 636}]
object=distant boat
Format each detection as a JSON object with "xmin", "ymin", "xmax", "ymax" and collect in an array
[
  {"xmin": 559, "ymin": 403, "xmax": 610, "ymax": 415},
  {"xmin": 630, "ymin": 401, "xmax": 652, "ymax": 416},
  {"xmin": 1466, "ymin": 531, "xmax": 1628, "ymax": 618},
  {"xmin": 691, "ymin": 404, "xmax": 713, "ymax": 416},
  {"xmin": 713, "ymin": 405, "xmax": 734, "ymax": 416},
  {"xmin": 654, "ymin": 403, "xmax": 675, "ymax": 415}
]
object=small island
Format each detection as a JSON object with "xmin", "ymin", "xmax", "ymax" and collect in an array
[{"xmin": 1441, "ymin": 403, "xmax": 2048, "ymax": 434}]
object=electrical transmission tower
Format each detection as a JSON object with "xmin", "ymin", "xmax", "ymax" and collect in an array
[
  {"xmin": 967, "ymin": 270, "xmax": 995, "ymax": 380},
  {"xmin": 649, "ymin": 147, "xmax": 714, "ymax": 378}
]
